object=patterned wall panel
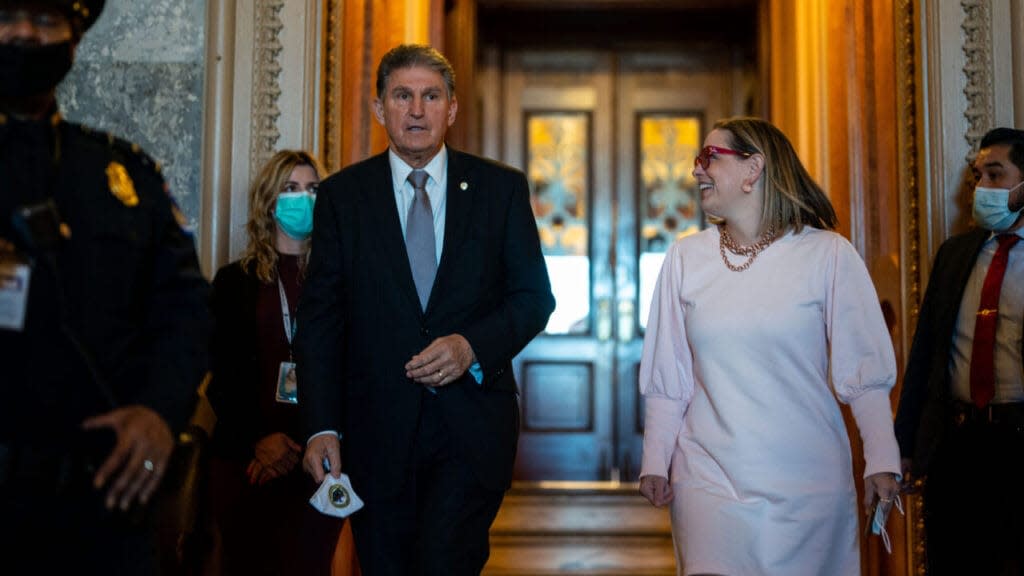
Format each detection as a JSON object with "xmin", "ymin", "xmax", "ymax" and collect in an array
[{"xmin": 59, "ymin": 0, "xmax": 208, "ymax": 233}]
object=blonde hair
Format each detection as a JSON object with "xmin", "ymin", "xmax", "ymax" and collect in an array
[
  {"xmin": 713, "ymin": 117, "xmax": 837, "ymax": 233},
  {"xmin": 240, "ymin": 150, "xmax": 324, "ymax": 284}
]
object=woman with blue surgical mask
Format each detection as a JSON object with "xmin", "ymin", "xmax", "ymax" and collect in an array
[{"xmin": 206, "ymin": 150, "xmax": 348, "ymax": 575}]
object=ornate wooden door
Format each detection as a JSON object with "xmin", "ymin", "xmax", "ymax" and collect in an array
[{"xmin": 481, "ymin": 48, "xmax": 748, "ymax": 481}]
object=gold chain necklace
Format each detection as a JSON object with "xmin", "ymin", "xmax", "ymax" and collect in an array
[{"xmin": 718, "ymin": 224, "xmax": 777, "ymax": 272}]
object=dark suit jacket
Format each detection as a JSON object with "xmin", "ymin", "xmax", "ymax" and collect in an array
[
  {"xmin": 894, "ymin": 227, "xmax": 1021, "ymax": 476},
  {"xmin": 294, "ymin": 148, "xmax": 554, "ymax": 500},
  {"xmin": 207, "ymin": 261, "xmax": 266, "ymax": 458}
]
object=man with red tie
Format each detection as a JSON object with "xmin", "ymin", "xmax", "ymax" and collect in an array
[{"xmin": 896, "ymin": 127, "xmax": 1024, "ymax": 575}]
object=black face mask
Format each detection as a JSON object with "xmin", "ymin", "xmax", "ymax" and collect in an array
[{"xmin": 0, "ymin": 41, "xmax": 74, "ymax": 98}]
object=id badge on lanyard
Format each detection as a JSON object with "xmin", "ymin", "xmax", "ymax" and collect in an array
[
  {"xmin": 0, "ymin": 257, "xmax": 31, "ymax": 332},
  {"xmin": 275, "ymin": 276, "xmax": 298, "ymax": 404}
]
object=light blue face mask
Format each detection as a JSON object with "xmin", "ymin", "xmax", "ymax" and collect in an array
[
  {"xmin": 274, "ymin": 191, "xmax": 317, "ymax": 240},
  {"xmin": 973, "ymin": 180, "xmax": 1024, "ymax": 232}
]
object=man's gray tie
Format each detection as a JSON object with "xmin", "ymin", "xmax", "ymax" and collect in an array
[{"xmin": 405, "ymin": 169, "xmax": 436, "ymax": 311}]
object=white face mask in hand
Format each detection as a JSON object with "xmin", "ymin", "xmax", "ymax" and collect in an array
[
  {"xmin": 309, "ymin": 473, "xmax": 364, "ymax": 518},
  {"xmin": 869, "ymin": 494, "xmax": 904, "ymax": 554}
]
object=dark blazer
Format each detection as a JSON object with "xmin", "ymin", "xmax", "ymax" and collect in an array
[
  {"xmin": 895, "ymin": 228, "xmax": 1008, "ymax": 475},
  {"xmin": 294, "ymin": 148, "xmax": 555, "ymax": 500},
  {"xmin": 207, "ymin": 261, "xmax": 263, "ymax": 458}
]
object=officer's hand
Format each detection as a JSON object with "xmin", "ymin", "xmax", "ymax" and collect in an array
[
  {"xmin": 639, "ymin": 474, "xmax": 674, "ymax": 508},
  {"xmin": 405, "ymin": 334, "xmax": 475, "ymax": 387},
  {"xmin": 303, "ymin": 434, "xmax": 342, "ymax": 483},
  {"xmin": 82, "ymin": 405, "xmax": 174, "ymax": 510}
]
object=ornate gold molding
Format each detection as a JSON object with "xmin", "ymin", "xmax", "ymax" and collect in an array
[
  {"xmin": 898, "ymin": 0, "xmax": 923, "ymax": 324},
  {"xmin": 896, "ymin": 0, "xmax": 926, "ymax": 573},
  {"xmin": 323, "ymin": 0, "xmax": 343, "ymax": 173},
  {"xmin": 961, "ymin": 0, "xmax": 994, "ymax": 163},
  {"xmin": 249, "ymin": 0, "xmax": 285, "ymax": 180}
]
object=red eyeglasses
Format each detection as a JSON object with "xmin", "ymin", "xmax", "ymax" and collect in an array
[{"xmin": 694, "ymin": 145, "xmax": 751, "ymax": 170}]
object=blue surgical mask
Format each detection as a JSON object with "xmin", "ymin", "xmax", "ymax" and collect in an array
[
  {"xmin": 973, "ymin": 180, "xmax": 1024, "ymax": 232},
  {"xmin": 274, "ymin": 191, "xmax": 317, "ymax": 240},
  {"xmin": 869, "ymin": 494, "xmax": 904, "ymax": 554}
]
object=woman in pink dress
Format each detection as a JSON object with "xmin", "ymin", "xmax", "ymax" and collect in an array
[{"xmin": 638, "ymin": 117, "xmax": 901, "ymax": 575}]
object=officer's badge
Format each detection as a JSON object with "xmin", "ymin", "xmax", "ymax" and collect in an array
[
  {"xmin": 106, "ymin": 162, "xmax": 139, "ymax": 207},
  {"xmin": 329, "ymin": 484, "xmax": 350, "ymax": 508}
]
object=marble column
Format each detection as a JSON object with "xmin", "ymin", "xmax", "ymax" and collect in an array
[{"xmin": 57, "ymin": 0, "xmax": 208, "ymax": 237}]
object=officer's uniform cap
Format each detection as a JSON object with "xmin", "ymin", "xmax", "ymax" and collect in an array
[{"xmin": 0, "ymin": 0, "xmax": 105, "ymax": 32}]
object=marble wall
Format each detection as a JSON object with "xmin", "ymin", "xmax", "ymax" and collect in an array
[{"xmin": 57, "ymin": 0, "xmax": 207, "ymax": 236}]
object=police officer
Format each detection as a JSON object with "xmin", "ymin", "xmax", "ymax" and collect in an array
[{"xmin": 0, "ymin": 1, "xmax": 209, "ymax": 573}]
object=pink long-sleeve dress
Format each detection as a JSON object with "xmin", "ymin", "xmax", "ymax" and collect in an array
[{"xmin": 640, "ymin": 226, "xmax": 901, "ymax": 576}]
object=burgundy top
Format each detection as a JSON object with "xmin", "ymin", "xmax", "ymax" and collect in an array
[{"xmin": 254, "ymin": 253, "xmax": 304, "ymax": 441}]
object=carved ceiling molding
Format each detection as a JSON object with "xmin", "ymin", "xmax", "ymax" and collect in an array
[
  {"xmin": 249, "ymin": 0, "xmax": 285, "ymax": 180},
  {"xmin": 961, "ymin": 0, "xmax": 994, "ymax": 164}
]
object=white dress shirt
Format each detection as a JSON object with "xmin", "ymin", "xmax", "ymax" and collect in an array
[{"xmin": 950, "ymin": 229, "xmax": 1024, "ymax": 403}]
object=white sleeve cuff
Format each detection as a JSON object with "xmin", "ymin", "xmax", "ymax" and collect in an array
[
  {"xmin": 307, "ymin": 429, "xmax": 341, "ymax": 445},
  {"xmin": 849, "ymin": 388, "xmax": 902, "ymax": 479},
  {"xmin": 640, "ymin": 396, "xmax": 685, "ymax": 478}
]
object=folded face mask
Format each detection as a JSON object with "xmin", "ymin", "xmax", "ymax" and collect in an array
[
  {"xmin": 309, "ymin": 473, "xmax": 364, "ymax": 518},
  {"xmin": 869, "ymin": 494, "xmax": 904, "ymax": 554}
]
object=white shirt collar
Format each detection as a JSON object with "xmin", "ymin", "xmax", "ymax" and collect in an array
[{"xmin": 388, "ymin": 146, "xmax": 447, "ymax": 191}]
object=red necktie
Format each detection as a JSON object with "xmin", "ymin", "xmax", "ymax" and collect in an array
[{"xmin": 969, "ymin": 233, "xmax": 1020, "ymax": 408}]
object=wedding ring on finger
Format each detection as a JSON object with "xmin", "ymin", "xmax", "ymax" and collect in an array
[
  {"xmin": 143, "ymin": 459, "xmax": 155, "ymax": 473},
  {"xmin": 438, "ymin": 370, "xmax": 444, "ymax": 379}
]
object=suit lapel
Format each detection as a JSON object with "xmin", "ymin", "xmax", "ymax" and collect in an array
[
  {"xmin": 364, "ymin": 152, "xmax": 422, "ymax": 312},
  {"xmin": 429, "ymin": 148, "xmax": 474, "ymax": 313}
]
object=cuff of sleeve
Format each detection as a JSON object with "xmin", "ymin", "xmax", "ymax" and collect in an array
[
  {"xmin": 308, "ymin": 430, "xmax": 341, "ymax": 445},
  {"xmin": 850, "ymin": 388, "xmax": 901, "ymax": 479},
  {"xmin": 640, "ymin": 396, "xmax": 685, "ymax": 478}
]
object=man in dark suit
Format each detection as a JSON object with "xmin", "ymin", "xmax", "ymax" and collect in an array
[
  {"xmin": 296, "ymin": 44, "xmax": 555, "ymax": 575},
  {"xmin": 895, "ymin": 127, "xmax": 1024, "ymax": 575},
  {"xmin": 0, "ymin": 1, "xmax": 209, "ymax": 573}
]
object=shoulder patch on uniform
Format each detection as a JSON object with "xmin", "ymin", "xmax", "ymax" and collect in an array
[
  {"xmin": 167, "ymin": 193, "xmax": 192, "ymax": 233},
  {"xmin": 106, "ymin": 161, "xmax": 139, "ymax": 207},
  {"xmin": 171, "ymin": 202, "xmax": 189, "ymax": 230}
]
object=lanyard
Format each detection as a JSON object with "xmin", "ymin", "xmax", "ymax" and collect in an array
[{"xmin": 277, "ymin": 275, "xmax": 295, "ymax": 347}]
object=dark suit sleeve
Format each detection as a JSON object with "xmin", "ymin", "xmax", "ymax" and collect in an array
[
  {"xmin": 294, "ymin": 179, "xmax": 347, "ymax": 439},
  {"xmin": 460, "ymin": 169, "xmax": 555, "ymax": 381},
  {"xmin": 894, "ymin": 244, "xmax": 946, "ymax": 459},
  {"xmin": 128, "ymin": 166, "xmax": 210, "ymax": 433}
]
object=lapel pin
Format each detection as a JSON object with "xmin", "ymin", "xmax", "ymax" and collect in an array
[{"xmin": 460, "ymin": 181, "xmax": 468, "ymax": 191}]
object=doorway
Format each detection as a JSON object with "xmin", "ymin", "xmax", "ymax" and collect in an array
[{"xmin": 476, "ymin": 24, "xmax": 758, "ymax": 480}]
